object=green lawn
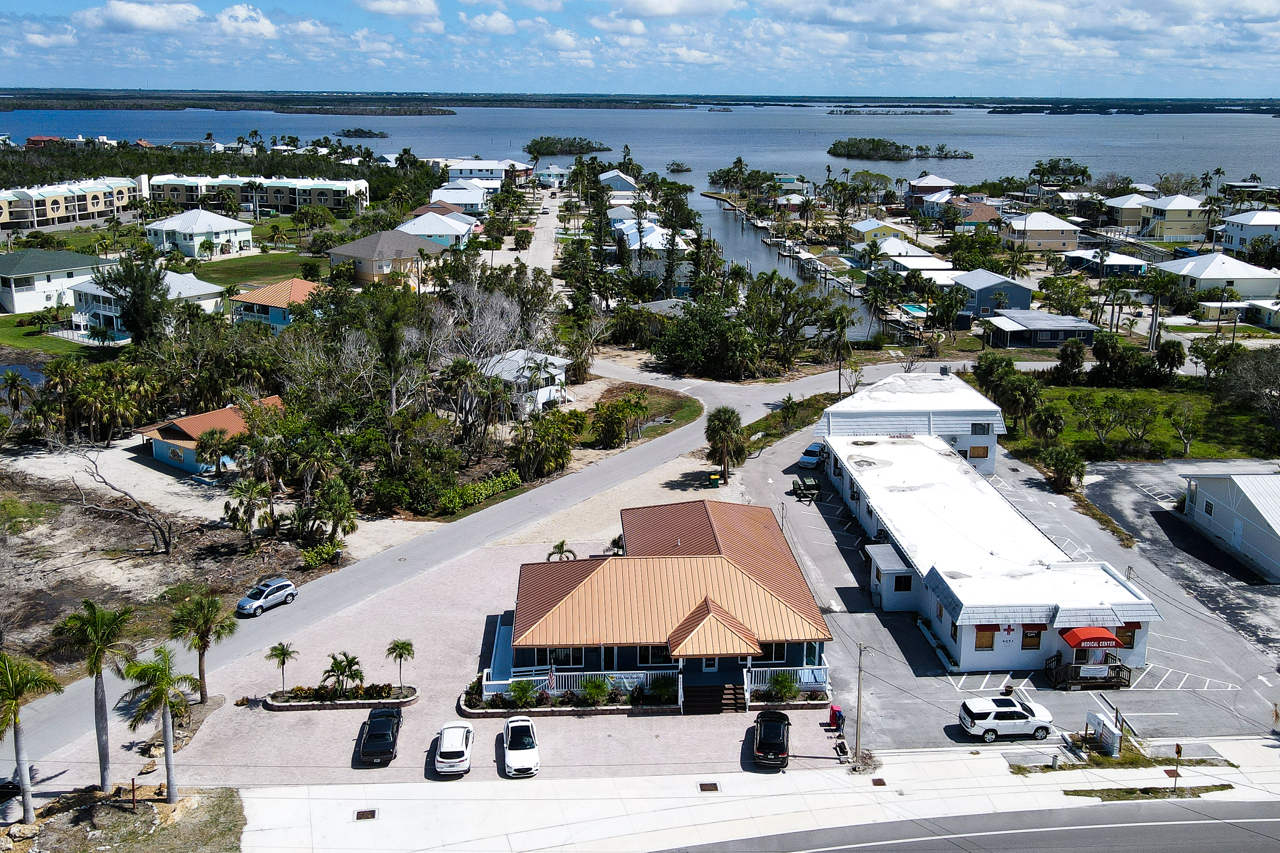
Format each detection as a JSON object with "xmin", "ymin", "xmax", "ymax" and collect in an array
[
  {"xmin": 1167, "ymin": 323, "xmax": 1278, "ymax": 339},
  {"xmin": 251, "ymin": 215, "xmax": 299, "ymax": 242},
  {"xmin": 197, "ymin": 252, "xmax": 324, "ymax": 289},
  {"xmin": 1000, "ymin": 383, "xmax": 1275, "ymax": 460},
  {"xmin": 0, "ymin": 313, "xmax": 92, "ymax": 356}
]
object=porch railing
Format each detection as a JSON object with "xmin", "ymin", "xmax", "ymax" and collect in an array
[
  {"xmin": 745, "ymin": 656, "xmax": 830, "ymax": 703},
  {"xmin": 482, "ymin": 667, "xmax": 678, "ymax": 698}
]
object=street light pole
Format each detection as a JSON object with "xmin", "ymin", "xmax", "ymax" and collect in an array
[{"xmin": 854, "ymin": 642, "xmax": 870, "ymax": 765}]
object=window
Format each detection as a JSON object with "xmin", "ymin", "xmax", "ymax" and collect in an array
[
  {"xmin": 603, "ymin": 646, "xmax": 617, "ymax": 670},
  {"xmin": 637, "ymin": 645, "xmax": 671, "ymax": 667},
  {"xmin": 969, "ymin": 445, "xmax": 989, "ymax": 459},
  {"xmin": 1204, "ymin": 499, "xmax": 1214, "ymax": 517},
  {"xmin": 753, "ymin": 643, "xmax": 787, "ymax": 664},
  {"xmin": 893, "ymin": 574, "xmax": 913, "ymax": 593},
  {"xmin": 703, "ymin": 658, "xmax": 718, "ymax": 672},
  {"xmin": 1022, "ymin": 629, "xmax": 1042, "ymax": 650},
  {"xmin": 874, "ymin": 567, "xmax": 882, "ymax": 583},
  {"xmin": 975, "ymin": 629, "xmax": 995, "ymax": 651},
  {"xmin": 1116, "ymin": 625, "xmax": 1137, "ymax": 649},
  {"xmin": 950, "ymin": 621, "xmax": 958, "ymax": 642},
  {"xmin": 971, "ymin": 423, "xmax": 991, "ymax": 436},
  {"xmin": 936, "ymin": 601, "xmax": 944, "ymax": 620},
  {"xmin": 805, "ymin": 642, "xmax": 820, "ymax": 666},
  {"xmin": 980, "ymin": 306, "xmax": 991, "ymax": 315},
  {"xmin": 535, "ymin": 648, "xmax": 584, "ymax": 668}
]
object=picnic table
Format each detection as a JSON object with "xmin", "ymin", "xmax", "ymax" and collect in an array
[{"xmin": 792, "ymin": 476, "xmax": 821, "ymax": 502}]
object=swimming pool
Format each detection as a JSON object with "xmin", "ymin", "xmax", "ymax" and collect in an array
[{"xmin": 900, "ymin": 303, "xmax": 929, "ymax": 318}]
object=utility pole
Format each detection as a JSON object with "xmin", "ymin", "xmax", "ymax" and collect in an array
[{"xmin": 854, "ymin": 642, "xmax": 871, "ymax": 766}]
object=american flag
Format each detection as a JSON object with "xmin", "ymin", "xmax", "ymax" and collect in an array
[{"xmin": 546, "ymin": 664, "xmax": 555, "ymax": 691}]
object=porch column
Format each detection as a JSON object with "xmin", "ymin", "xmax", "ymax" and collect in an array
[{"xmin": 677, "ymin": 659, "xmax": 684, "ymax": 714}]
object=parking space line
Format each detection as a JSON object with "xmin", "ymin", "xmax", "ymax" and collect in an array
[
  {"xmin": 1128, "ymin": 667, "xmax": 1151, "ymax": 689},
  {"xmin": 1154, "ymin": 668, "xmax": 1173, "ymax": 689},
  {"xmin": 1150, "ymin": 632, "xmax": 1186, "ymax": 643},
  {"xmin": 1177, "ymin": 673, "xmax": 1191, "ymax": 689},
  {"xmin": 1148, "ymin": 647, "xmax": 1216, "ymax": 665}
]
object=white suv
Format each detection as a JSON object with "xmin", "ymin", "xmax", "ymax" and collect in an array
[{"xmin": 959, "ymin": 697, "xmax": 1053, "ymax": 743}]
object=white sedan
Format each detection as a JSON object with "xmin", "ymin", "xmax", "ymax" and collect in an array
[
  {"xmin": 503, "ymin": 716, "xmax": 540, "ymax": 778},
  {"xmin": 434, "ymin": 722, "xmax": 474, "ymax": 775}
]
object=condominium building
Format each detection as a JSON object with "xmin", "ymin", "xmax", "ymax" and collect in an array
[
  {"xmin": 148, "ymin": 174, "xmax": 369, "ymax": 214},
  {"xmin": 0, "ymin": 177, "xmax": 142, "ymax": 233}
]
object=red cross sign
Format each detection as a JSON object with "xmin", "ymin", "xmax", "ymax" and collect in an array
[{"xmin": 1003, "ymin": 625, "xmax": 1017, "ymax": 636}]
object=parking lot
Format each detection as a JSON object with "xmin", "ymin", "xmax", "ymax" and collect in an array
[{"xmin": 742, "ymin": 429, "xmax": 1280, "ymax": 751}]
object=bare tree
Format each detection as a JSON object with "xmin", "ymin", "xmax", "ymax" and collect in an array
[
  {"xmin": 71, "ymin": 451, "xmax": 174, "ymax": 554},
  {"xmin": 897, "ymin": 347, "xmax": 923, "ymax": 374}
]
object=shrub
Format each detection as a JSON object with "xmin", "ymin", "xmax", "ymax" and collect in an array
[
  {"xmin": 438, "ymin": 470, "xmax": 522, "ymax": 515},
  {"xmin": 464, "ymin": 676, "xmax": 483, "ymax": 709},
  {"xmin": 629, "ymin": 684, "xmax": 646, "ymax": 706},
  {"xmin": 1042, "ymin": 446, "xmax": 1086, "ymax": 492},
  {"xmin": 768, "ymin": 671, "xmax": 800, "ymax": 702},
  {"xmin": 513, "ymin": 229, "xmax": 534, "ymax": 251},
  {"xmin": 535, "ymin": 690, "xmax": 553, "ymax": 707},
  {"xmin": 581, "ymin": 675, "xmax": 610, "ymax": 706},
  {"xmin": 507, "ymin": 679, "xmax": 537, "ymax": 709},
  {"xmin": 649, "ymin": 674, "xmax": 678, "ymax": 705},
  {"xmin": 368, "ymin": 479, "xmax": 409, "ymax": 514},
  {"xmin": 805, "ymin": 690, "xmax": 828, "ymax": 701},
  {"xmin": 607, "ymin": 687, "xmax": 626, "ymax": 706},
  {"xmin": 560, "ymin": 689, "xmax": 580, "ymax": 707},
  {"xmin": 301, "ymin": 541, "xmax": 343, "ymax": 568},
  {"xmin": 487, "ymin": 692, "xmax": 507, "ymax": 710}
]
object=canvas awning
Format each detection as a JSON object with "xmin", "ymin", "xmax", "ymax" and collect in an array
[{"xmin": 1059, "ymin": 627, "xmax": 1122, "ymax": 649}]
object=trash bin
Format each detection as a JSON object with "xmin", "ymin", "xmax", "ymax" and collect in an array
[
  {"xmin": 709, "ymin": 473, "xmax": 721, "ymax": 488},
  {"xmin": 829, "ymin": 705, "xmax": 842, "ymax": 728}
]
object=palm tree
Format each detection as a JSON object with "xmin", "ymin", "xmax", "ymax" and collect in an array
[
  {"xmin": 52, "ymin": 601, "xmax": 135, "ymax": 793},
  {"xmin": 1003, "ymin": 245, "xmax": 1032, "ymax": 279},
  {"xmin": 315, "ymin": 478, "xmax": 358, "ymax": 543},
  {"xmin": 0, "ymin": 653, "xmax": 64, "ymax": 823},
  {"xmin": 265, "ymin": 642, "xmax": 298, "ymax": 694},
  {"xmin": 705, "ymin": 406, "xmax": 748, "ymax": 482},
  {"xmin": 226, "ymin": 477, "xmax": 269, "ymax": 543},
  {"xmin": 198, "ymin": 238, "xmax": 216, "ymax": 259},
  {"xmin": 168, "ymin": 594, "xmax": 237, "ymax": 704},
  {"xmin": 121, "ymin": 647, "xmax": 199, "ymax": 805},
  {"xmin": 321, "ymin": 652, "xmax": 364, "ymax": 697},
  {"xmin": 2, "ymin": 369, "xmax": 34, "ymax": 419},
  {"xmin": 196, "ymin": 427, "xmax": 233, "ymax": 476},
  {"xmin": 547, "ymin": 540, "xmax": 577, "ymax": 561},
  {"xmin": 385, "ymin": 639, "xmax": 414, "ymax": 689}
]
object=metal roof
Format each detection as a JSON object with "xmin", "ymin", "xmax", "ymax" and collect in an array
[
  {"xmin": 231, "ymin": 278, "xmax": 318, "ymax": 310},
  {"xmin": 0, "ymin": 249, "xmax": 110, "ymax": 276},
  {"xmin": 1182, "ymin": 473, "xmax": 1280, "ymax": 533},
  {"xmin": 329, "ymin": 230, "xmax": 444, "ymax": 261},
  {"xmin": 148, "ymin": 208, "xmax": 250, "ymax": 233},
  {"xmin": 994, "ymin": 309, "xmax": 1099, "ymax": 332},
  {"xmin": 666, "ymin": 597, "xmax": 762, "ymax": 657},
  {"xmin": 480, "ymin": 349, "xmax": 570, "ymax": 383}
]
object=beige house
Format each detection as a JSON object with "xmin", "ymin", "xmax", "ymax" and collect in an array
[
  {"xmin": 1139, "ymin": 195, "xmax": 1206, "ymax": 242},
  {"xmin": 327, "ymin": 230, "xmax": 444, "ymax": 288},
  {"xmin": 1000, "ymin": 212, "xmax": 1080, "ymax": 251},
  {"xmin": 1103, "ymin": 193, "xmax": 1149, "ymax": 231}
]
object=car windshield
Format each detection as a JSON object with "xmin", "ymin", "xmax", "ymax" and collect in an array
[
  {"xmin": 245, "ymin": 588, "xmax": 266, "ymax": 600},
  {"xmin": 1019, "ymin": 701, "xmax": 1035, "ymax": 715},
  {"xmin": 508, "ymin": 727, "xmax": 535, "ymax": 750}
]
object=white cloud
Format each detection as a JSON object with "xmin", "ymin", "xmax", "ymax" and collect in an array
[
  {"xmin": 216, "ymin": 4, "xmax": 277, "ymax": 39},
  {"xmin": 587, "ymin": 13, "xmax": 645, "ymax": 33},
  {"xmin": 25, "ymin": 28, "xmax": 79, "ymax": 48},
  {"xmin": 612, "ymin": 0, "xmax": 739, "ymax": 17},
  {"xmin": 355, "ymin": 0, "xmax": 440, "ymax": 18},
  {"xmin": 73, "ymin": 1, "xmax": 203, "ymax": 33},
  {"xmin": 520, "ymin": 0, "xmax": 564, "ymax": 10},
  {"xmin": 460, "ymin": 10, "xmax": 517, "ymax": 34},
  {"xmin": 544, "ymin": 28, "xmax": 578, "ymax": 50}
]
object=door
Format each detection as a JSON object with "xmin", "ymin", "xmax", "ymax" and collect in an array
[
  {"xmin": 1232, "ymin": 518, "xmax": 1245, "ymax": 550},
  {"xmin": 267, "ymin": 585, "xmax": 286, "ymax": 606}
]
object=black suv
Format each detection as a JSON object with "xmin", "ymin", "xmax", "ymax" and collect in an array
[
  {"xmin": 753, "ymin": 711, "xmax": 791, "ymax": 768},
  {"xmin": 359, "ymin": 708, "xmax": 402, "ymax": 765}
]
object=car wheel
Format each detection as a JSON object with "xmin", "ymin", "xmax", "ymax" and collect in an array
[
  {"xmin": 253, "ymin": 606, "xmax": 263, "ymax": 617},
  {"xmin": 1034, "ymin": 727, "xmax": 1050, "ymax": 740},
  {"xmin": 285, "ymin": 593, "xmax": 295, "ymax": 604},
  {"xmin": 982, "ymin": 729, "xmax": 998, "ymax": 743}
]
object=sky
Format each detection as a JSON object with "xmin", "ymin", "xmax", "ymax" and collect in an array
[{"xmin": 3, "ymin": 0, "xmax": 1279, "ymax": 97}]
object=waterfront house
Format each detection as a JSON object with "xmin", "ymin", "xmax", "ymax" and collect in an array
[
  {"xmin": 0, "ymin": 177, "xmax": 141, "ymax": 233},
  {"xmin": 1181, "ymin": 473, "xmax": 1280, "ymax": 582},
  {"xmin": 1063, "ymin": 249, "xmax": 1148, "ymax": 277},
  {"xmin": 813, "ymin": 371, "xmax": 1007, "ymax": 474},
  {"xmin": 1139, "ymin": 195, "xmax": 1207, "ymax": 242},
  {"xmin": 599, "ymin": 169, "xmax": 639, "ymax": 192},
  {"xmin": 946, "ymin": 268, "xmax": 1034, "ymax": 317},
  {"xmin": 483, "ymin": 500, "xmax": 832, "ymax": 713},
  {"xmin": 328, "ymin": 230, "xmax": 444, "ymax": 288},
  {"xmin": 138, "ymin": 395, "xmax": 282, "ymax": 474},
  {"xmin": 535, "ymin": 164, "xmax": 570, "ymax": 188},
  {"xmin": 999, "ymin": 212, "xmax": 1080, "ymax": 251},
  {"xmin": 907, "ymin": 175, "xmax": 957, "ymax": 208},
  {"xmin": 1153, "ymin": 253, "xmax": 1280, "ymax": 299},
  {"xmin": 0, "ymin": 249, "xmax": 112, "ymax": 315},
  {"xmin": 1103, "ymin": 193, "xmax": 1149, "ymax": 231},
  {"xmin": 231, "ymin": 278, "xmax": 318, "ymax": 334},
  {"xmin": 479, "ymin": 349, "xmax": 571, "ymax": 417},
  {"xmin": 822, "ymin": 434, "xmax": 1160, "ymax": 677},
  {"xmin": 987, "ymin": 309, "xmax": 1097, "ymax": 348},
  {"xmin": 848, "ymin": 218, "xmax": 907, "ymax": 243},
  {"xmin": 447, "ymin": 158, "xmax": 532, "ymax": 182},
  {"xmin": 70, "ymin": 270, "xmax": 222, "ymax": 336},
  {"xmin": 1220, "ymin": 210, "xmax": 1280, "ymax": 256},
  {"xmin": 146, "ymin": 208, "xmax": 254, "ymax": 259},
  {"xmin": 397, "ymin": 211, "xmax": 476, "ymax": 249},
  {"xmin": 430, "ymin": 179, "xmax": 488, "ymax": 214},
  {"xmin": 851, "ymin": 237, "xmax": 930, "ymax": 268}
]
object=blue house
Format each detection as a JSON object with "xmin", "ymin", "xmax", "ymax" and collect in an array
[
  {"xmin": 139, "ymin": 396, "xmax": 282, "ymax": 473},
  {"xmin": 231, "ymin": 278, "xmax": 318, "ymax": 335},
  {"xmin": 947, "ymin": 268, "xmax": 1034, "ymax": 317},
  {"xmin": 482, "ymin": 500, "xmax": 832, "ymax": 713}
]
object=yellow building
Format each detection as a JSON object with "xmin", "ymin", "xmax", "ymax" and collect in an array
[
  {"xmin": 849, "ymin": 218, "xmax": 907, "ymax": 243},
  {"xmin": 1140, "ymin": 195, "xmax": 1207, "ymax": 241}
]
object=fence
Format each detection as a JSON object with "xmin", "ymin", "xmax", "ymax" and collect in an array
[
  {"xmin": 745, "ymin": 658, "xmax": 830, "ymax": 701},
  {"xmin": 482, "ymin": 667, "xmax": 678, "ymax": 698}
]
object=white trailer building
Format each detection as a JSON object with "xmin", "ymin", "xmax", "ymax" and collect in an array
[{"xmin": 1180, "ymin": 472, "xmax": 1280, "ymax": 582}]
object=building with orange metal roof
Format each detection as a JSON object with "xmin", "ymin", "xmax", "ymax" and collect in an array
[
  {"xmin": 485, "ymin": 500, "xmax": 832, "ymax": 713},
  {"xmin": 138, "ymin": 396, "xmax": 282, "ymax": 473},
  {"xmin": 230, "ymin": 278, "xmax": 318, "ymax": 335}
]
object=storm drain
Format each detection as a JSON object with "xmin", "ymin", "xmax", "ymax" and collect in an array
[
  {"xmin": 699, "ymin": 782, "xmax": 720, "ymax": 793},
  {"xmin": 355, "ymin": 809, "xmax": 378, "ymax": 821}
]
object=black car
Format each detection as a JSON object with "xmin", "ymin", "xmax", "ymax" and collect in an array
[
  {"xmin": 0, "ymin": 779, "xmax": 20, "ymax": 805},
  {"xmin": 359, "ymin": 708, "xmax": 402, "ymax": 765},
  {"xmin": 753, "ymin": 711, "xmax": 791, "ymax": 768}
]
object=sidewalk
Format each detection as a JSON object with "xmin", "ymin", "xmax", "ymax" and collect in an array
[{"xmin": 240, "ymin": 737, "xmax": 1280, "ymax": 852}]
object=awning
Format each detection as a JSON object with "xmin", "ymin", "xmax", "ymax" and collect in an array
[{"xmin": 1059, "ymin": 627, "xmax": 1122, "ymax": 649}]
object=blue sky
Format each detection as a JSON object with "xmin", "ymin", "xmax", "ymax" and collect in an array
[{"xmin": 3, "ymin": 0, "xmax": 1279, "ymax": 96}]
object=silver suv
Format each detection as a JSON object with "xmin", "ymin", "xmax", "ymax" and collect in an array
[{"xmin": 236, "ymin": 578, "xmax": 296, "ymax": 617}]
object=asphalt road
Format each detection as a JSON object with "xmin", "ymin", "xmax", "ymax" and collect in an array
[{"xmin": 662, "ymin": 800, "xmax": 1280, "ymax": 852}]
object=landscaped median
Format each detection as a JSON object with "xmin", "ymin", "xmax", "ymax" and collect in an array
[{"xmin": 263, "ymin": 683, "xmax": 419, "ymax": 712}]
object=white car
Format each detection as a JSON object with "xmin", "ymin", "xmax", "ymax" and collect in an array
[
  {"xmin": 959, "ymin": 697, "xmax": 1054, "ymax": 743},
  {"xmin": 434, "ymin": 722, "xmax": 474, "ymax": 775},
  {"xmin": 503, "ymin": 716, "xmax": 540, "ymax": 778},
  {"xmin": 798, "ymin": 442, "xmax": 824, "ymax": 469}
]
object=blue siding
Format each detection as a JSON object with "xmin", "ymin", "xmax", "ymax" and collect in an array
[{"xmin": 152, "ymin": 440, "xmax": 204, "ymax": 473}]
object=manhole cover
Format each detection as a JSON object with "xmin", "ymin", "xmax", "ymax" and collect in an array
[
  {"xmin": 699, "ymin": 782, "xmax": 720, "ymax": 792},
  {"xmin": 1164, "ymin": 768, "xmax": 1180, "ymax": 778},
  {"xmin": 871, "ymin": 778, "xmax": 886, "ymax": 787},
  {"xmin": 355, "ymin": 809, "xmax": 378, "ymax": 821}
]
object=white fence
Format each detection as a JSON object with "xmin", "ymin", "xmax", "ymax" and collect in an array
[
  {"xmin": 482, "ymin": 667, "xmax": 678, "ymax": 698},
  {"xmin": 745, "ymin": 658, "xmax": 830, "ymax": 702}
]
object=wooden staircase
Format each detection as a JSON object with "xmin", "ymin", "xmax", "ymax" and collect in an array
[{"xmin": 682, "ymin": 683, "xmax": 746, "ymax": 714}]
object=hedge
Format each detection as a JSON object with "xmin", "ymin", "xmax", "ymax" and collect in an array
[{"xmin": 438, "ymin": 470, "xmax": 521, "ymax": 515}]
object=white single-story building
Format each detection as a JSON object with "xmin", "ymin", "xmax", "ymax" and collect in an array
[
  {"xmin": 824, "ymin": 434, "xmax": 1161, "ymax": 674},
  {"xmin": 887, "ymin": 254, "xmax": 954, "ymax": 273},
  {"xmin": 480, "ymin": 349, "xmax": 571, "ymax": 417},
  {"xmin": 397, "ymin": 211, "xmax": 475, "ymax": 249},
  {"xmin": 1063, "ymin": 249, "xmax": 1149, "ymax": 277},
  {"xmin": 146, "ymin": 208, "xmax": 254, "ymax": 259},
  {"xmin": 0, "ymin": 248, "xmax": 112, "ymax": 314},
  {"xmin": 1153, "ymin": 253, "xmax": 1280, "ymax": 300},
  {"xmin": 1181, "ymin": 473, "xmax": 1280, "ymax": 582},
  {"xmin": 813, "ymin": 371, "xmax": 1006, "ymax": 474}
]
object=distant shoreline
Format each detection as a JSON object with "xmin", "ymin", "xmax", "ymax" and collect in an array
[{"xmin": 1, "ymin": 90, "xmax": 1278, "ymax": 116}]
